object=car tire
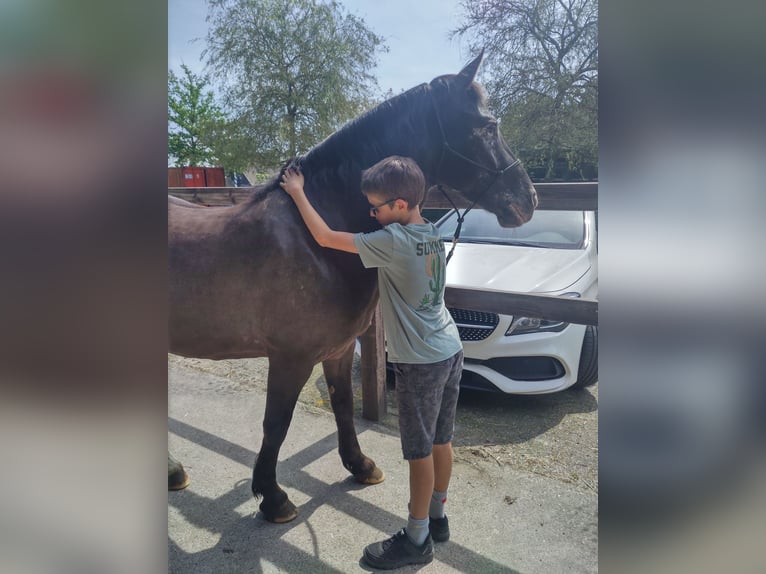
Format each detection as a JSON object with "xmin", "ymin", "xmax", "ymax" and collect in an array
[{"xmin": 573, "ymin": 325, "xmax": 598, "ymax": 388}]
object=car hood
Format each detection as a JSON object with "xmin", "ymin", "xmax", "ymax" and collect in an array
[{"xmin": 444, "ymin": 243, "xmax": 592, "ymax": 294}]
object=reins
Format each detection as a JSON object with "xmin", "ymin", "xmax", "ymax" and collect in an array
[{"xmin": 428, "ymin": 89, "xmax": 521, "ymax": 264}]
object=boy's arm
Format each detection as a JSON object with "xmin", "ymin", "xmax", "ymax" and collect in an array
[{"xmin": 280, "ymin": 167, "xmax": 358, "ymax": 254}]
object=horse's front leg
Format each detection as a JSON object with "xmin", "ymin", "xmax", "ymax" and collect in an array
[
  {"xmin": 168, "ymin": 451, "xmax": 190, "ymax": 490},
  {"xmin": 322, "ymin": 342, "xmax": 385, "ymax": 485},
  {"xmin": 252, "ymin": 352, "xmax": 313, "ymax": 523}
]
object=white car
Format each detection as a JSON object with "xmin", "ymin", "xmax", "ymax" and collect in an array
[{"xmin": 435, "ymin": 208, "xmax": 598, "ymax": 394}]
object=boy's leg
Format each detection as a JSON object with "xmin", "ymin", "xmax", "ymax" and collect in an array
[
  {"xmin": 430, "ymin": 442, "xmax": 452, "ymax": 520},
  {"xmin": 362, "ymin": 362, "xmax": 439, "ymax": 568},
  {"xmin": 428, "ymin": 443, "xmax": 451, "ymax": 542},
  {"xmin": 431, "ymin": 350, "xmax": 462, "ymax": 494},
  {"xmin": 432, "ymin": 442, "xmax": 453, "ymax": 493},
  {"xmin": 397, "ymin": 361, "xmax": 443, "ymax": 547},
  {"xmin": 406, "ymin": 455, "xmax": 434, "ymax": 546},
  {"xmin": 408, "ymin": 454, "xmax": 434, "ymax": 519},
  {"xmin": 363, "ymin": 454, "xmax": 434, "ymax": 569},
  {"xmin": 429, "ymin": 351, "xmax": 462, "ymax": 542}
]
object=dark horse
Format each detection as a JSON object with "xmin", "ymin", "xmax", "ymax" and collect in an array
[{"xmin": 168, "ymin": 52, "xmax": 537, "ymax": 523}]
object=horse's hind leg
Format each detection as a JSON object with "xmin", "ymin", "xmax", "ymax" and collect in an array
[
  {"xmin": 322, "ymin": 343, "xmax": 385, "ymax": 485},
  {"xmin": 252, "ymin": 353, "xmax": 313, "ymax": 523}
]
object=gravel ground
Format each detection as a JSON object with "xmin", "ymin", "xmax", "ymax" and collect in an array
[{"xmin": 168, "ymin": 353, "xmax": 598, "ymax": 493}]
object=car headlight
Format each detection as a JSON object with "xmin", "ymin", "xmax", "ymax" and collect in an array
[{"xmin": 504, "ymin": 292, "xmax": 580, "ymax": 336}]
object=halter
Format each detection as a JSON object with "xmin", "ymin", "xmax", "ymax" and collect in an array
[{"xmin": 429, "ymin": 89, "xmax": 521, "ymax": 264}]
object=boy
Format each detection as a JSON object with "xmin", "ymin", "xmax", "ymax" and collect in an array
[{"xmin": 280, "ymin": 156, "xmax": 463, "ymax": 569}]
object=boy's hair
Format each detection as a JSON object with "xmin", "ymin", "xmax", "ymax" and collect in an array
[{"xmin": 360, "ymin": 156, "xmax": 425, "ymax": 208}]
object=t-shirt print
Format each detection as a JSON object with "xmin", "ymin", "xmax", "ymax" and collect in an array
[{"xmin": 418, "ymin": 250, "xmax": 445, "ymax": 310}]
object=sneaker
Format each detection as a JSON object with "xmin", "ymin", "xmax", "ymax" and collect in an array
[
  {"xmin": 429, "ymin": 515, "xmax": 450, "ymax": 542},
  {"xmin": 363, "ymin": 529, "xmax": 434, "ymax": 569}
]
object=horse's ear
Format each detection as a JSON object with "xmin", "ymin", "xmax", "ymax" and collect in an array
[{"xmin": 456, "ymin": 49, "xmax": 485, "ymax": 86}]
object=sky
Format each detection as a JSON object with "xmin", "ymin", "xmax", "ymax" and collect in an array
[{"xmin": 168, "ymin": 0, "xmax": 473, "ymax": 96}]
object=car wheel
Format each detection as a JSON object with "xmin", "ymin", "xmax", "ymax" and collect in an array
[{"xmin": 573, "ymin": 325, "xmax": 598, "ymax": 388}]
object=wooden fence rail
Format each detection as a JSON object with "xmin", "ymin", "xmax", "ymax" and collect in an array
[
  {"xmin": 424, "ymin": 181, "xmax": 598, "ymax": 211},
  {"xmin": 169, "ymin": 182, "xmax": 598, "ymax": 421},
  {"xmin": 445, "ymin": 288, "xmax": 597, "ymax": 326},
  {"xmin": 168, "ymin": 181, "xmax": 598, "ymax": 211}
]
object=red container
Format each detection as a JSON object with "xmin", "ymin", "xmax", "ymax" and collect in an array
[
  {"xmin": 168, "ymin": 167, "xmax": 183, "ymax": 188},
  {"xmin": 204, "ymin": 167, "xmax": 226, "ymax": 187},
  {"xmin": 182, "ymin": 166, "xmax": 205, "ymax": 187}
]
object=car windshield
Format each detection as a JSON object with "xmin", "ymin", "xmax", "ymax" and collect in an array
[{"xmin": 436, "ymin": 209, "xmax": 585, "ymax": 249}]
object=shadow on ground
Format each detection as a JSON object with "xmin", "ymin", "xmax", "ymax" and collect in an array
[
  {"xmin": 453, "ymin": 385, "xmax": 598, "ymax": 447},
  {"xmin": 168, "ymin": 417, "xmax": 521, "ymax": 574},
  {"xmin": 305, "ymin": 354, "xmax": 597, "ymax": 449}
]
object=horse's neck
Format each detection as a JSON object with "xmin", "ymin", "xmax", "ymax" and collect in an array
[{"xmin": 300, "ymin": 87, "xmax": 433, "ymax": 231}]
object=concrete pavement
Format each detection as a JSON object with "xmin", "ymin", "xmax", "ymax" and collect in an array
[{"xmin": 168, "ymin": 361, "xmax": 597, "ymax": 573}]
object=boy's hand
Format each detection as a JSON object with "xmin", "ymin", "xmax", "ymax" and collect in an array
[{"xmin": 280, "ymin": 167, "xmax": 305, "ymax": 199}]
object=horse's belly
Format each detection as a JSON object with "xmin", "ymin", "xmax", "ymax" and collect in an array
[
  {"xmin": 169, "ymin": 301, "xmax": 371, "ymax": 360},
  {"xmin": 168, "ymin": 319, "xmax": 270, "ymax": 360},
  {"xmin": 168, "ymin": 268, "xmax": 376, "ymax": 361},
  {"xmin": 169, "ymin": 207, "xmax": 377, "ymax": 361}
]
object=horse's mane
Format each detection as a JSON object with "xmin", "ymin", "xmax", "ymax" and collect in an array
[
  {"xmin": 244, "ymin": 83, "xmax": 431, "ymax": 206},
  {"xmin": 301, "ymin": 83, "xmax": 430, "ymax": 172}
]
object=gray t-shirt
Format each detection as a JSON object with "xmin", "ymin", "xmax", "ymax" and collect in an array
[{"xmin": 353, "ymin": 222, "xmax": 462, "ymax": 364}]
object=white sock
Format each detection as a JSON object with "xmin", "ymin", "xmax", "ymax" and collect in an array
[
  {"xmin": 429, "ymin": 489, "xmax": 447, "ymax": 519},
  {"xmin": 405, "ymin": 514, "xmax": 429, "ymax": 546}
]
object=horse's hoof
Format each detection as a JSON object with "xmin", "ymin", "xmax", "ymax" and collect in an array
[
  {"xmin": 260, "ymin": 498, "xmax": 298, "ymax": 523},
  {"xmin": 355, "ymin": 466, "xmax": 385, "ymax": 485},
  {"xmin": 168, "ymin": 467, "xmax": 191, "ymax": 491}
]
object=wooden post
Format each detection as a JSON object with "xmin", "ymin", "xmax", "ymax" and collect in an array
[{"xmin": 361, "ymin": 304, "xmax": 387, "ymax": 421}]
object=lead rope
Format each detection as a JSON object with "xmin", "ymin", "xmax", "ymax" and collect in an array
[
  {"xmin": 438, "ymin": 185, "xmax": 464, "ymax": 265},
  {"xmin": 439, "ymin": 164, "xmax": 515, "ymax": 265}
]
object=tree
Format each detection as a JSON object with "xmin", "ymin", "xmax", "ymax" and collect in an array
[
  {"xmin": 201, "ymin": 116, "xmax": 254, "ymax": 176},
  {"xmin": 203, "ymin": 0, "xmax": 386, "ymax": 170},
  {"xmin": 168, "ymin": 64, "xmax": 226, "ymax": 167},
  {"xmin": 453, "ymin": 0, "xmax": 598, "ymax": 180}
]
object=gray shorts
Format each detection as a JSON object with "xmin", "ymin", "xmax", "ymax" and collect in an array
[{"xmin": 393, "ymin": 350, "xmax": 463, "ymax": 460}]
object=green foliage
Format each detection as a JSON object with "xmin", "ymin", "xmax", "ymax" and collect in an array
[
  {"xmin": 454, "ymin": 0, "xmax": 598, "ymax": 180},
  {"xmin": 203, "ymin": 0, "xmax": 387, "ymax": 171},
  {"xmin": 168, "ymin": 64, "xmax": 226, "ymax": 167},
  {"xmin": 202, "ymin": 116, "xmax": 258, "ymax": 175}
]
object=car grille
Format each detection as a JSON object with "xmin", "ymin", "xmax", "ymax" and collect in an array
[{"xmin": 448, "ymin": 307, "xmax": 499, "ymax": 341}]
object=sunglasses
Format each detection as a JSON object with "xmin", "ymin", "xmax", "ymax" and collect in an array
[{"xmin": 369, "ymin": 198, "xmax": 401, "ymax": 216}]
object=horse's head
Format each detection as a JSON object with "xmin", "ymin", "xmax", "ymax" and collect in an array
[{"xmin": 427, "ymin": 51, "xmax": 537, "ymax": 227}]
